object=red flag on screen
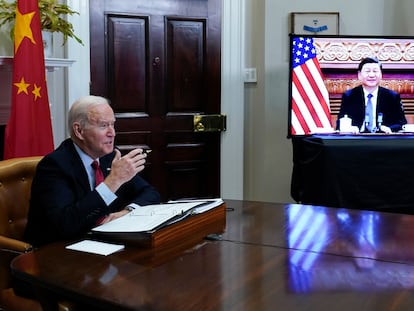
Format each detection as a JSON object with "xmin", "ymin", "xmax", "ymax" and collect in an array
[
  {"xmin": 3, "ymin": 0, "xmax": 54, "ymax": 159},
  {"xmin": 291, "ymin": 37, "xmax": 332, "ymax": 135}
]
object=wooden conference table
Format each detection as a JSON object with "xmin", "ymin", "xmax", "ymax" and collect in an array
[{"xmin": 11, "ymin": 200, "xmax": 414, "ymax": 311}]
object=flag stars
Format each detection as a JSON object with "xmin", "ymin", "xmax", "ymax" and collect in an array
[
  {"xmin": 14, "ymin": 77, "xmax": 30, "ymax": 95},
  {"xmin": 5, "ymin": 1, "xmax": 54, "ymax": 159},
  {"xmin": 32, "ymin": 84, "xmax": 42, "ymax": 100},
  {"xmin": 14, "ymin": 6, "xmax": 36, "ymax": 53},
  {"xmin": 292, "ymin": 37, "xmax": 317, "ymax": 69},
  {"xmin": 14, "ymin": 77, "xmax": 43, "ymax": 100}
]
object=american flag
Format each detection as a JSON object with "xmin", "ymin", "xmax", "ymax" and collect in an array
[{"xmin": 291, "ymin": 37, "xmax": 332, "ymax": 135}]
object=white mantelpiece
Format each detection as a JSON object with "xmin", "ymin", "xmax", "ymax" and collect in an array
[
  {"xmin": 0, "ymin": 56, "xmax": 75, "ymax": 71},
  {"xmin": 0, "ymin": 56, "xmax": 75, "ymax": 147}
]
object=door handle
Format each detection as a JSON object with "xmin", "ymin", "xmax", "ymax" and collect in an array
[{"xmin": 193, "ymin": 114, "xmax": 226, "ymax": 132}]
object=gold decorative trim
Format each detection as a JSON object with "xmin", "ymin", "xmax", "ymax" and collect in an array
[
  {"xmin": 314, "ymin": 38, "xmax": 414, "ymax": 68},
  {"xmin": 324, "ymin": 78, "xmax": 414, "ymax": 95}
]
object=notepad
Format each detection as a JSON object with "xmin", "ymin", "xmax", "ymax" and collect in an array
[
  {"xmin": 168, "ymin": 198, "xmax": 224, "ymax": 214},
  {"xmin": 92, "ymin": 198, "xmax": 224, "ymax": 233},
  {"xmin": 88, "ymin": 198, "xmax": 226, "ymax": 248},
  {"xmin": 66, "ymin": 240, "xmax": 125, "ymax": 256}
]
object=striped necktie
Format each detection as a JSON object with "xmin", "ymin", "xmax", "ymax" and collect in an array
[{"xmin": 365, "ymin": 93, "xmax": 374, "ymax": 132}]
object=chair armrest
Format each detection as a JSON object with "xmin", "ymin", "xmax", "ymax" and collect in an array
[{"xmin": 0, "ymin": 235, "xmax": 33, "ymax": 253}]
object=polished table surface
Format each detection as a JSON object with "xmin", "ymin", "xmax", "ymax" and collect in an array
[
  {"xmin": 11, "ymin": 200, "xmax": 414, "ymax": 311},
  {"xmin": 291, "ymin": 134, "xmax": 414, "ymax": 213}
]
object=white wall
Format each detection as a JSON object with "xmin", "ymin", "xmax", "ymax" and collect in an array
[
  {"xmin": 243, "ymin": 0, "xmax": 414, "ymax": 203},
  {"xmin": 1, "ymin": 0, "xmax": 414, "ymax": 203}
]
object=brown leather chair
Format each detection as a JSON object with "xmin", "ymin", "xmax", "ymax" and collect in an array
[
  {"xmin": 0, "ymin": 156, "xmax": 77, "ymax": 311},
  {"xmin": 0, "ymin": 156, "xmax": 43, "ymax": 311}
]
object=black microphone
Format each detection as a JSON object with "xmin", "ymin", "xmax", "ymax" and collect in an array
[
  {"xmin": 376, "ymin": 113, "xmax": 385, "ymax": 133},
  {"xmin": 362, "ymin": 114, "xmax": 371, "ymax": 133}
]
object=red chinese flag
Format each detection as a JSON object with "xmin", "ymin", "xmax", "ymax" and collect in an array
[{"xmin": 3, "ymin": 0, "xmax": 54, "ymax": 159}]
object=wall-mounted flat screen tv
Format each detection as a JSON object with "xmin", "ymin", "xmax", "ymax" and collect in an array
[{"xmin": 288, "ymin": 34, "xmax": 414, "ymax": 137}]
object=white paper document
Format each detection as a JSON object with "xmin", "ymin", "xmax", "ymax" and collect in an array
[
  {"xmin": 168, "ymin": 198, "xmax": 224, "ymax": 214},
  {"xmin": 66, "ymin": 240, "xmax": 125, "ymax": 256},
  {"xmin": 92, "ymin": 198, "xmax": 224, "ymax": 233}
]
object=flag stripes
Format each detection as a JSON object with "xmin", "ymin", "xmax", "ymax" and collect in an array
[{"xmin": 290, "ymin": 37, "xmax": 332, "ymax": 135}]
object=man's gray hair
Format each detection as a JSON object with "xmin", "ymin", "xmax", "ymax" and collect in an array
[{"xmin": 68, "ymin": 95, "xmax": 109, "ymax": 136}]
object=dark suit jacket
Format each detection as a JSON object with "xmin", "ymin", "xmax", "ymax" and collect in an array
[
  {"xmin": 24, "ymin": 139, "xmax": 160, "ymax": 247},
  {"xmin": 337, "ymin": 85, "xmax": 407, "ymax": 132}
]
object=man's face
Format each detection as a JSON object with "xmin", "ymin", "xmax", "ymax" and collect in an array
[
  {"xmin": 358, "ymin": 63, "xmax": 382, "ymax": 89},
  {"xmin": 77, "ymin": 104, "xmax": 116, "ymax": 159}
]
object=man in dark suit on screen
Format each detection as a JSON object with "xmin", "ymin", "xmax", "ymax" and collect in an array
[{"xmin": 337, "ymin": 57, "xmax": 407, "ymax": 133}]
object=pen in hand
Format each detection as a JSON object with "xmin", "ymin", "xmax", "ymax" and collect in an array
[{"xmin": 107, "ymin": 149, "xmax": 151, "ymax": 171}]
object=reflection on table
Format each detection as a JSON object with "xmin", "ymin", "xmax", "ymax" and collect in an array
[
  {"xmin": 11, "ymin": 200, "xmax": 414, "ymax": 311},
  {"xmin": 286, "ymin": 204, "xmax": 414, "ymax": 293}
]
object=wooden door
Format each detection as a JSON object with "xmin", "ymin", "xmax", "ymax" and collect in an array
[{"xmin": 89, "ymin": 0, "xmax": 222, "ymax": 202}]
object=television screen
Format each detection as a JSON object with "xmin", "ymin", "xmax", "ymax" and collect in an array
[{"xmin": 288, "ymin": 34, "xmax": 414, "ymax": 137}]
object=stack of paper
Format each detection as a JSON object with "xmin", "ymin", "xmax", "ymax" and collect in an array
[
  {"xmin": 92, "ymin": 198, "xmax": 224, "ymax": 233},
  {"xmin": 66, "ymin": 240, "xmax": 124, "ymax": 256}
]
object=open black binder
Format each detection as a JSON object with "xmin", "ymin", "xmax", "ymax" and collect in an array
[{"xmin": 87, "ymin": 199, "xmax": 226, "ymax": 248}]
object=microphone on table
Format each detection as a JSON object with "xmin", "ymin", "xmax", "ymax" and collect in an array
[
  {"xmin": 376, "ymin": 113, "xmax": 385, "ymax": 133},
  {"xmin": 362, "ymin": 114, "xmax": 371, "ymax": 133}
]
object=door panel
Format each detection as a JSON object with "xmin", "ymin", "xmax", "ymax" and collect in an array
[
  {"xmin": 107, "ymin": 15, "xmax": 148, "ymax": 112},
  {"xmin": 90, "ymin": 0, "xmax": 221, "ymax": 201},
  {"xmin": 166, "ymin": 18, "xmax": 206, "ymax": 111}
]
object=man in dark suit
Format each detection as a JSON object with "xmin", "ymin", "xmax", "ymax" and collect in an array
[
  {"xmin": 24, "ymin": 95, "xmax": 160, "ymax": 247},
  {"xmin": 337, "ymin": 57, "xmax": 407, "ymax": 133}
]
